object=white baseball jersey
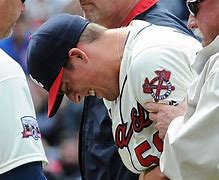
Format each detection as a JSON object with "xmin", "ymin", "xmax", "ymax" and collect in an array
[
  {"xmin": 0, "ymin": 49, "xmax": 48, "ymax": 174},
  {"xmin": 160, "ymin": 36, "xmax": 219, "ymax": 180},
  {"xmin": 104, "ymin": 20, "xmax": 202, "ymax": 173}
]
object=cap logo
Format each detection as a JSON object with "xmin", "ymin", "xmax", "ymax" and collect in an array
[{"xmin": 29, "ymin": 74, "xmax": 44, "ymax": 88}]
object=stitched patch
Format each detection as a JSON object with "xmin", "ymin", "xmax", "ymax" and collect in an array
[
  {"xmin": 21, "ymin": 116, "xmax": 41, "ymax": 140},
  {"xmin": 142, "ymin": 69, "xmax": 175, "ymax": 102}
]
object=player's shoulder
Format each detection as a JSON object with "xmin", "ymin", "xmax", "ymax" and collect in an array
[
  {"xmin": 129, "ymin": 23, "xmax": 201, "ymax": 59},
  {"xmin": 0, "ymin": 49, "xmax": 26, "ymax": 82},
  {"xmin": 130, "ymin": 20, "xmax": 199, "ymax": 44}
]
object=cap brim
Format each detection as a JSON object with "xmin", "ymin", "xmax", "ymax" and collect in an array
[{"xmin": 48, "ymin": 68, "xmax": 64, "ymax": 118}]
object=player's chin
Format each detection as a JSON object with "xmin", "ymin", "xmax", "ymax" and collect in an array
[
  {"xmin": 104, "ymin": 95, "xmax": 117, "ymax": 101},
  {"xmin": 0, "ymin": 28, "xmax": 13, "ymax": 39}
]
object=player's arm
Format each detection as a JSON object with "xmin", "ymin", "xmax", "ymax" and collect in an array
[
  {"xmin": 130, "ymin": 45, "xmax": 196, "ymax": 106},
  {"xmin": 129, "ymin": 45, "xmax": 192, "ymax": 140},
  {"xmin": 128, "ymin": 46, "xmax": 194, "ymax": 177}
]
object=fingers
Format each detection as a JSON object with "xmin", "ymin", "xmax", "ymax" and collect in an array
[
  {"xmin": 154, "ymin": 122, "xmax": 166, "ymax": 140},
  {"xmin": 149, "ymin": 110, "xmax": 165, "ymax": 123},
  {"xmin": 148, "ymin": 109, "xmax": 164, "ymax": 138},
  {"xmin": 144, "ymin": 102, "xmax": 184, "ymax": 140},
  {"xmin": 144, "ymin": 102, "xmax": 160, "ymax": 112},
  {"xmin": 148, "ymin": 111, "xmax": 157, "ymax": 122},
  {"xmin": 150, "ymin": 121, "xmax": 165, "ymax": 140}
]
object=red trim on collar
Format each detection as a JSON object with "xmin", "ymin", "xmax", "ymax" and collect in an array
[{"xmin": 121, "ymin": 0, "xmax": 159, "ymax": 26}]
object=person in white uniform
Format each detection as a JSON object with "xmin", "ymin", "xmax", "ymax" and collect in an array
[
  {"xmin": 0, "ymin": 0, "xmax": 48, "ymax": 178},
  {"xmin": 144, "ymin": 0, "xmax": 219, "ymax": 179},
  {"xmin": 26, "ymin": 13, "xmax": 201, "ymax": 176}
]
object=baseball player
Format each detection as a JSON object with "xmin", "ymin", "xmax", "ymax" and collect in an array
[
  {"xmin": 0, "ymin": 0, "xmax": 48, "ymax": 178},
  {"xmin": 79, "ymin": 0, "xmax": 197, "ymax": 179},
  {"xmin": 26, "ymin": 14, "xmax": 201, "ymax": 175}
]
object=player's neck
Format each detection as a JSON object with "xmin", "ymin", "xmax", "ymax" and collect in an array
[{"xmin": 115, "ymin": 28, "xmax": 130, "ymax": 62}]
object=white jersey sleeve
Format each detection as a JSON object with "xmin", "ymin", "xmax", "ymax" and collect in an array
[
  {"xmin": 0, "ymin": 49, "xmax": 48, "ymax": 174},
  {"xmin": 129, "ymin": 45, "xmax": 197, "ymax": 105}
]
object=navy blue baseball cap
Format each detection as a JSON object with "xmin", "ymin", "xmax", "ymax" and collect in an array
[{"xmin": 27, "ymin": 13, "xmax": 90, "ymax": 118}]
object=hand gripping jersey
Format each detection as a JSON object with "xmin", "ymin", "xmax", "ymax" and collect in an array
[
  {"xmin": 160, "ymin": 36, "xmax": 219, "ymax": 180},
  {"xmin": 104, "ymin": 20, "xmax": 202, "ymax": 173},
  {"xmin": 0, "ymin": 49, "xmax": 48, "ymax": 174}
]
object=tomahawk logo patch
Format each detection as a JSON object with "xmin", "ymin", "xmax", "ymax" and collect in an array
[
  {"xmin": 142, "ymin": 69, "xmax": 175, "ymax": 102},
  {"xmin": 21, "ymin": 116, "xmax": 41, "ymax": 140}
]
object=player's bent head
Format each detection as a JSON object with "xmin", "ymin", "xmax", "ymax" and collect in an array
[{"xmin": 27, "ymin": 13, "xmax": 90, "ymax": 118}]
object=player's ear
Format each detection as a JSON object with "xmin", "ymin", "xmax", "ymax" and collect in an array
[{"xmin": 68, "ymin": 48, "xmax": 88, "ymax": 63}]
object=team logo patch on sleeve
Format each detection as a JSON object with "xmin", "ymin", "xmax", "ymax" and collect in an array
[
  {"xmin": 142, "ymin": 69, "xmax": 175, "ymax": 102},
  {"xmin": 21, "ymin": 116, "xmax": 41, "ymax": 140}
]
